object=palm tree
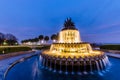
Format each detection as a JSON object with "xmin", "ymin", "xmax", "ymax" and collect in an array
[
  {"xmin": 21, "ymin": 40, "xmax": 27, "ymax": 44},
  {"xmin": 21, "ymin": 39, "xmax": 30, "ymax": 45},
  {"xmin": 51, "ymin": 34, "xmax": 58, "ymax": 42},
  {"xmin": 34, "ymin": 37, "xmax": 39, "ymax": 42},
  {"xmin": 44, "ymin": 36, "xmax": 49, "ymax": 43},
  {"xmin": 38, "ymin": 35, "xmax": 44, "ymax": 43},
  {"xmin": 33, "ymin": 37, "xmax": 39, "ymax": 45}
]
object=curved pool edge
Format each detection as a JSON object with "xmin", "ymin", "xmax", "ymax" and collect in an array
[
  {"xmin": 5, "ymin": 52, "xmax": 120, "ymax": 80},
  {"xmin": 4, "ymin": 51, "xmax": 40, "ymax": 80}
]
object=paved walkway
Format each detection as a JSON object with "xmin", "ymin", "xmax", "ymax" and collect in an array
[
  {"xmin": 106, "ymin": 52, "xmax": 120, "ymax": 58},
  {"xmin": 101, "ymin": 49, "xmax": 120, "ymax": 58},
  {"xmin": 0, "ymin": 51, "xmax": 34, "ymax": 60},
  {"xmin": 0, "ymin": 50, "xmax": 40, "ymax": 80}
]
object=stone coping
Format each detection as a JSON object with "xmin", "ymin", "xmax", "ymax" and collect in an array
[{"xmin": 0, "ymin": 51, "xmax": 35, "ymax": 60}]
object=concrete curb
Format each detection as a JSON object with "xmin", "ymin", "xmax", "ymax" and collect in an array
[{"xmin": 0, "ymin": 51, "xmax": 35, "ymax": 60}]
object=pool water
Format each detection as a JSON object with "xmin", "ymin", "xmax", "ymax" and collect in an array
[{"xmin": 5, "ymin": 55, "xmax": 120, "ymax": 80}]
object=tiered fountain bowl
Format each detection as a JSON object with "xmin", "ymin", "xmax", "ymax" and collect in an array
[{"xmin": 40, "ymin": 18, "xmax": 110, "ymax": 74}]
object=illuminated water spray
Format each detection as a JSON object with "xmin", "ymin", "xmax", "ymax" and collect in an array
[{"xmin": 40, "ymin": 18, "xmax": 110, "ymax": 74}]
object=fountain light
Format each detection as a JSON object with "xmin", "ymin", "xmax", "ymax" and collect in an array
[{"xmin": 40, "ymin": 18, "xmax": 110, "ymax": 74}]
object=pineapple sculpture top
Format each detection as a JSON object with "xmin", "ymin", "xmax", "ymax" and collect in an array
[
  {"xmin": 41, "ymin": 18, "xmax": 109, "ymax": 73},
  {"xmin": 62, "ymin": 18, "xmax": 77, "ymax": 30},
  {"xmin": 59, "ymin": 18, "xmax": 81, "ymax": 43}
]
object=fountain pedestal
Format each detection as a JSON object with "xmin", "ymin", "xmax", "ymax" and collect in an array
[{"xmin": 40, "ymin": 18, "xmax": 110, "ymax": 74}]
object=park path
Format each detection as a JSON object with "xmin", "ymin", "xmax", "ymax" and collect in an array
[{"xmin": 106, "ymin": 52, "xmax": 120, "ymax": 58}]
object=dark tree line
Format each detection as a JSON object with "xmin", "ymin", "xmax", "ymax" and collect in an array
[
  {"xmin": 21, "ymin": 34, "xmax": 58, "ymax": 44},
  {"xmin": 0, "ymin": 33, "xmax": 18, "ymax": 46}
]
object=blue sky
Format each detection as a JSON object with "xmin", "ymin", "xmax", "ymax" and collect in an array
[{"xmin": 0, "ymin": 0, "xmax": 120, "ymax": 43}]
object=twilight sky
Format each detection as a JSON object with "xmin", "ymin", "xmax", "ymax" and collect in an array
[{"xmin": 0, "ymin": 0, "xmax": 120, "ymax": 43}]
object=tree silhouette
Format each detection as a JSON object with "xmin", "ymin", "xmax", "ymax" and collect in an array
[
  {"xmin": 51, "ymin": 34, "xmax": 57, "ymax": 41},
  {"xmin": 0, "ymin": 33, "xmax": 4, "ymax": 45},
  {"xmin": 6, "ymin": 40, "xmax": 18, "ymax": 45},
  {"xmin": 44, "ymin": 36, "xmax": 49, "ymax": 43},
  {"xmin": 39, "ymin": 35, "xmax": 44, "ymax": 43},
  {"xmin": 0, "ymin": 39, "xmax": 4, "ymax": 45},
  {"xmin": 34, "ymin": 37, "xmax": 39, "ymax": 42},
  {"xmin": 5, "ymin": 34, "xmax": 18, "ymax": 45}
]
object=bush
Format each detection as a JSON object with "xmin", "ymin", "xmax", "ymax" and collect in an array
[
  {"xmin": 0, "ymin": 47, "xmax": 32, "ymax": 54},
  {"xmin": 100, "ymin": 45, "xmax": 120, "ymax": 50},
  {"xmin": 35, "ymin": 45, "xmax": 50, "ymax": 50}
]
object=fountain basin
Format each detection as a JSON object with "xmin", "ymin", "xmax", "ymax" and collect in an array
[
  {"xmin": 5, "ymin": 53, "xmax": 120, "ymax": 80},
  {"xmin": 40, "ymin": 18, "xmax": 110, "ymax": 73},
  {"xmin": 40, "ymin": 51, "xmax": 109, "ymax": 73}
]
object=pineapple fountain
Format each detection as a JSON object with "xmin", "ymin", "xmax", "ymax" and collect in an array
[{"xmin": 40, "ymin": 18, "xmax": 110, "ymax": 74}]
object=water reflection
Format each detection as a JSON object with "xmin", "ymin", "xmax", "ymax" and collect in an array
[{"xmin": 5, "ymin": 55, "xmax": 120, "ymax": 80}]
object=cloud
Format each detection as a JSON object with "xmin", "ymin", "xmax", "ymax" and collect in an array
[{"xmin": 95, "ymin": 22, "xmax": 120, "ymax": 30}]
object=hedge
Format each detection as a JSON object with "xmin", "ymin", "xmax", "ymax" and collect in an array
[
  {"xmin": 100, "ymin": 45, "xmax": 120, "ymax": 50},
  {"xmin": 35, "ymin": 45, "xmax": 50, "ymax": 50},
  {"xmin": 0, "ymin": 47, "xmax": 32, "ymax": 54}
]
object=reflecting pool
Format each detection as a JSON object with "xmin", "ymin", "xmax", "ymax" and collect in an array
[{"xmin": 5, "ymin": 54, "xmax": 120, "ymax": 80}]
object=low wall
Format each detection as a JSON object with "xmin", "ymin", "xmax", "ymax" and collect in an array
[
  {"xmin": 101, "ymin": 49, "xmax": 120, "ymax": 54},
  {"xmin": 0, "ymin": 51, "xmax": 34, "ymax": 60}
]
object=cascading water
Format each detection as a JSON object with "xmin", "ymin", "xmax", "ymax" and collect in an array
[{"xmin": 40, "ymin": 18, "xmax": 110, "ymax": 74}]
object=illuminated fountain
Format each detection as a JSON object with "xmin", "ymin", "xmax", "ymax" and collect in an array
[{"xmin": 40, "ymin": 18, "xmax": 110, "ymax": 74}]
